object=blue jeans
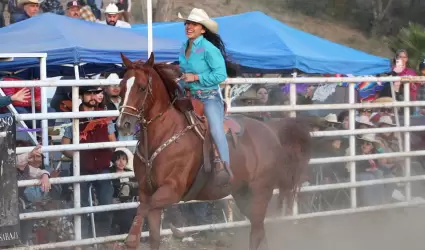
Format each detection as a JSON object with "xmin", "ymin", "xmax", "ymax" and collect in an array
[
  {"xmin": 357, "ymin": 170, "xmax": 385, "ymax": 206},
  {"xmin": 198, "ymin": 94, "xmax": 230, "ymax": 164},
  {"xmin": 80, "ymin": 170, "xmax": 114, "ymax": 238}
]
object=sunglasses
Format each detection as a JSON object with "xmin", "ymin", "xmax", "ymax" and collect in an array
[
  {"xmin": 360, "ymin": 109, "xmax": 372, "ymax": 113},
  {"xmin": 110, "ymin": 84, "xmax": 120, "ymax": 88}
]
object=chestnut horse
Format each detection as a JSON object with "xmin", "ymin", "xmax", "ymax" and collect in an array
[{"xmin": 116, "ymin": 53, "xmax": 312, "ymax": 250}]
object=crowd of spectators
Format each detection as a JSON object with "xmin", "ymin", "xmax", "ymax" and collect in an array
[{"xmin": 1, "ymin": 0, "xmax": 131, "ymax": 28}]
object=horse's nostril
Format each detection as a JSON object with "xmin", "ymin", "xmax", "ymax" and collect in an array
[{"xmin": 124, "ymin": 122, "xmax": 131, "ymax": 128}]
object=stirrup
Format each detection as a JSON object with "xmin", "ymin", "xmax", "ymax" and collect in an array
[{"xmin": 213, "ymin": 158, "xmax": 234, "ymax": 182}]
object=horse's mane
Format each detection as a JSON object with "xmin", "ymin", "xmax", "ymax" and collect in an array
[{"xmin": 153, "ymin": 63, "xmax": 182, "ymax": 101}]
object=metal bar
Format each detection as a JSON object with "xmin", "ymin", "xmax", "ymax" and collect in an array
[
  {"xmin": 14, "ymin": 100, "xmax": 425, "ymax": 120},
  {"xmin": 4, "ymin": 76, "xmax": 425, "ymax": 88},
  {"xmin": 72, "ymin": 65, "xmax": 82, "ymax": 243},
  {"xmin": 147, "ymin": 0, "xmax": 153, "ymax": 55},
  {"xmin": 30, "ymin": 87, "xmax": 36, "ymax": 137},
  {"xmin": 404, "ymin": 82, "xmax": 411, "ymax": 201},
  {"xmin": 390, "ymin": 82, "xmax": 404, "ymax": 152},
  {"xmin": 40, "ymin": 56, "xmax": 49, "ymax": 165},
  {"xmin": 17, "ymin": 172, "xmax": 425, "ymax": 221},
  {"xmin": 0, "ymin": 53, "xmax": 47, "ymax": 58},
  {"xmin": 348, "ymin": 83, "xmax": 357, "ymax": 208},
  {"xmin": 14, "ymin": 141, "xmax": 425, "ymax": 164}
]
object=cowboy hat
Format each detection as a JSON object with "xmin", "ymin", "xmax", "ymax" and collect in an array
[
  {"xmin": 355, "ymin": 115, "xmax": 375, "ymax": 127},
  {"xmin": 19, "ymin": 0, "xmax": 39, "ymax": 5},
  {"xmin": 178, "ymin": 8, "xmax": 218, "ymax": 34},
  {"xmin": 374, "ymin": 97, "xmax": 393, "ymax": 103},
  {"xmin": 357, "ymin": 133, "xmax": 380, "ymax": 147},
  {"xmin": 377, "ymin": 116, "xmax": 396, "ymax": 126},
  {"xmin": 79, "ymin": 86, "xmax": 103, "ymax": 95},
  {"xmin": 323, "ymin": 113, "xmax": 341, "ymax": 124},
  {"xmin": 104, "ymin": 3, "xmax": 121, "ymax": 14}
]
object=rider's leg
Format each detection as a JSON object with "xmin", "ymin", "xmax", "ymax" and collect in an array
[
  {"xmin": 202, "ymin": 94, "xmax": 230, "ymax": 163},
  {"xmin": 202, "ymin": 94, "xmax": 233, "ymax": 181}
]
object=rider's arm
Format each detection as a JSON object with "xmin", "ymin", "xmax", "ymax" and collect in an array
[{"xmin": 198, "ymin": 45, "xmax": 227, "ymax": 87}]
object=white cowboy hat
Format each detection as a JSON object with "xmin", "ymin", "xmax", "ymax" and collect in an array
[
  {"xmin": 19, "ymin": 0, "xmax": 40, "ymax": 5},
  {"xmin": 104, "ymin": 3, "xmax": 121, "ymax": 14},
  {"xmin": 106, "ymin": 73, "xmax": 119, "ymax": 80},
  {"xmin": 113, "ymin": 147, "xmax": 134, "ymax": 171},
  {"xmin": 377, "ymin": 116, "xmax": 396, "ymax": 126},
  {"xmin": 323, "ymin": 113, "xmax": 340, "ymax": 124},
  {"xmin": 355, "ymin": 115, "xmax": 375, "ymax": 127},
  {"xmin": 357, "ymin": 133, "xmax": 380, "ymax": 147},
  {"xmin": 178, "ymin": 8, "xmax": 218, "ymax": 34}
]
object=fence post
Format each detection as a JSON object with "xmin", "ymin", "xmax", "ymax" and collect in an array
[
  {"xmin": 403, "ymin": 82, "xmax": 411, "ymax": 201},
  {"xmin": 72, "ymin": 65, "xmax": 82, "ymax": 247},
  {"xmin": 348, "ymin": 83, "xmax": 357, "ymax": 208}
]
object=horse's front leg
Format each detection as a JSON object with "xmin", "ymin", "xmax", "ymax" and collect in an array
[
  {"xmin": 147, "ymin": 208, "xmax": 162, "ymax": 250},
  {"xmin": 126, "ymin": 184, "xmax": 181, "ymax": 250},
  {"xmin": 126, "ymin": 192, "xmax": 149, "ymax": 249}
]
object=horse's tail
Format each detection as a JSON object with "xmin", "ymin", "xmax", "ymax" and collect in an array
[{"xmin": 275, "ymin": 117, "xmax": 312, "ymax": 215}]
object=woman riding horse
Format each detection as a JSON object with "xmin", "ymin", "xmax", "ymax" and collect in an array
[{"xmin": 178, "ymin": 8, "xmax": 233, "ymax": 184}]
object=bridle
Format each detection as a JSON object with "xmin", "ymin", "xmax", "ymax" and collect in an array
[{"xmin": 118, "ymin": 69, "xmax": 187, "ymax": 191}]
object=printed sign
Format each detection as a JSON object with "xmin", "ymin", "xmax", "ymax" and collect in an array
[{"xmin": 0, "ymin": 114, "xmax": 20, "ymax": 247}]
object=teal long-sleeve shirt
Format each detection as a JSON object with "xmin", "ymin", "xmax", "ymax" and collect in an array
[
  {"xmin": 0, "ymin": 96, "xmax": 12, "ymax": 108},
  {"xmin": 179, "ymin": 35, "xmax": 227, "ymax": 94}
]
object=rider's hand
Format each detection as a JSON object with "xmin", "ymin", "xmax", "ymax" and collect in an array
[
  {"xmin": 11, "ymin": 88, "xmax": 31, "ymax": 103},
  {"xmin": 182, "ymin": 73, "xmax": 199, "ymax": 82}
]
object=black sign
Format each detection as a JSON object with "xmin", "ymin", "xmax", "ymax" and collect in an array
[{"xmin": 0, "ymin": 114, "xmax": 20, "ymax": 247}]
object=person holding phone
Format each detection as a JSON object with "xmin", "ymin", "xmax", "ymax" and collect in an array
[{"xmin": 392, "ymin": 49, "xmax": 418, "ymax": 101}]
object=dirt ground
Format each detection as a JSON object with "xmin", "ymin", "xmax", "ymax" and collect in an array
[{"xmin": 141, "ymin": 205, "xmax": 425, "ymax": 250}]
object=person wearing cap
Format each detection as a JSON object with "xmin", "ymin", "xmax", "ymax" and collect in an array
[
  {"xmin": 177, "ymin": 8, "xmax": 233, "ymax": 185},
  {"xmin": 10, "ymin": 0, "xmax": 40, "ymax": 24},
  {"xmin": 61, "ymin": 85, "xmax": 117, "ymax": 238},
  {"xmin": 65, "ymin": 0, "xmax": 81, "ymax": 18},
  {"xmin": 98, "ymin": 3, "xmax": 131, "ymax": 28}
]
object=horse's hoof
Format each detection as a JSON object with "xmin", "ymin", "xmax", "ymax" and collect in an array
[
  {"xmin": 170, "ymin": 223, "xmax": 186, "ymax": 239},
  {"xmin": 124, "ymin": 235, "xmax": 139, "ymax": 249}
]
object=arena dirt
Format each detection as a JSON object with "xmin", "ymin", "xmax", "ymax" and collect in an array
[{"xmin": 136, "ymin": 206, "xmax": 425, "ymax": 250}]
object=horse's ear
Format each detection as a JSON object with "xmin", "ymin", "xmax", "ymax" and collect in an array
[
  {"xmin": 120, "ymin": 53, "xmax": 133, "ymax": 68},
  {"xmin": 146, "ymin": 52, "xmax": 155, "ymax": 67}
]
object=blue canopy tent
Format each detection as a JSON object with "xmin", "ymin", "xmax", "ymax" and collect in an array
[
  {"xmin": 0, "ymin": 13, "xmax": 181, "ymax": 73},
  {"xmin": 132, "ymin": 11, "xmax": 391, "ymax": 75}
]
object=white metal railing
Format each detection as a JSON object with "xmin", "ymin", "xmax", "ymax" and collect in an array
[{"xmin": 4, "ymin": 75, "xmax": 425, "ymax": 249}]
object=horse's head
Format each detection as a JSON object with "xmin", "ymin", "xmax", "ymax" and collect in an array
[{"xmin": 116, "ymin": 52, "xmax": 168, "ymax": 136}]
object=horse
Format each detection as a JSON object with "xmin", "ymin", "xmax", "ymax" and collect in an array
[{"xmin": 115, "ymin": 52, "xmax": 312, "ymax": 250}]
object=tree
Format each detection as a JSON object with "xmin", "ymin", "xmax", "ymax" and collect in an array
[
  {"xmin": 390, "ymin": 22, "xmax": 425, "ymax": 69},
  {"xmin": 370, "ymin": 0, "xmax": 395, "ymax": 36},
  {"xmin": 154, "ymin": 0, "xmax": 174, "ymax": 22}
]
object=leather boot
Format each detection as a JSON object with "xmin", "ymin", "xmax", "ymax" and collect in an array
[{"xmin": 214, "ymin": 158, "xmax": 233, "ymax": 186}]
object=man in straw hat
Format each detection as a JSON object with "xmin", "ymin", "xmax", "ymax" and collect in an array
[
  {"xmin": 98, "ymin": 3, "xmax": 131, "ymax": 28},
  {"xmin": 10, "ymin": 0, "xmax": 40, "ymax": 24}
]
